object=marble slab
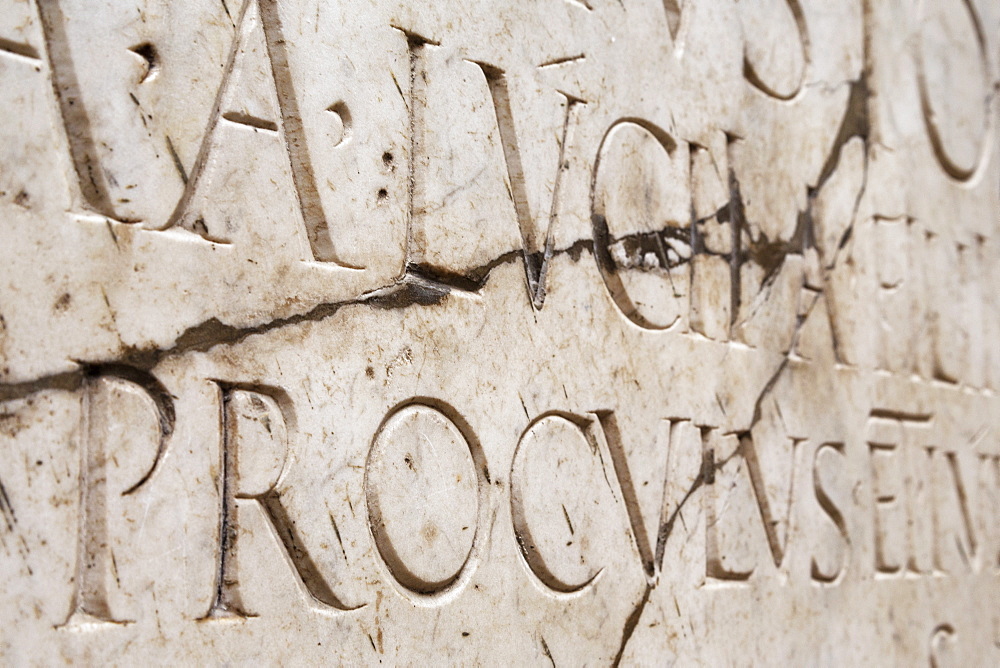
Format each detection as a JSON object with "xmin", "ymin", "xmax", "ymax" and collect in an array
[{"xmin": 1, "ymin": 0, "xmax": 999, "ymax": 663}]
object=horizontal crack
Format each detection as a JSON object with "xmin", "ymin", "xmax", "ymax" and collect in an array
[{"xmin": 1, "ymin": 237, "xmax": 596, "ymax": 400}]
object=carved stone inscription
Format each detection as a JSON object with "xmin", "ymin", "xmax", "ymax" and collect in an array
[{"xmin": 1, "ymin": 0, "xmax": 999, "ymax": 664}]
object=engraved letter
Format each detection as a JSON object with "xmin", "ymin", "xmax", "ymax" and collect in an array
[
  {"xmin": 511, "ymin": 412, "xmax": 619, "ymax": 594},
  {"xmin": 591, "ymin": 119, "xmax": 692, "ymax": 330},
  {"xmin": 64, "ymin": 368, "xmax": 173, "ymax": 627},
  {"xmin": 205, "ymin": 386, "xmax": 357, "ymax": 618},
  {"xmin": 365, "ymin": 401, "xmax": 488, "ymax": 600},
  {"xmin": 810, "ymin": 442, "xmax": 850, "ymax": 583}
]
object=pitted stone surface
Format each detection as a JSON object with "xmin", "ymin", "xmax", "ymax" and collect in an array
[{"xmin": 1, "ymin": 0, "xmax": 999, "ymax": 664}]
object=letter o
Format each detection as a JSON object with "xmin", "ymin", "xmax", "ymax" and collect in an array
[{"xmin": 365, "ymin": 400, "xmax": 488, "ymax": 603}]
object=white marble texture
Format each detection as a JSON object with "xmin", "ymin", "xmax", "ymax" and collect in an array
[{"xmin": 0, "ymin": 0, "xmax": 999, "ymax": 664}]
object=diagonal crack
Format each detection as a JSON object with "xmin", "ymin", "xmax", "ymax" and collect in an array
[{"xmin": 611, "ymin": 443, "xmax": 743, "ymax": 666}]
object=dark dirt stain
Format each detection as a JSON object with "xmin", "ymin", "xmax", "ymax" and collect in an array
[{"xmin": 53, "ymin": 293, "xmax": 72, "ymax": 313}]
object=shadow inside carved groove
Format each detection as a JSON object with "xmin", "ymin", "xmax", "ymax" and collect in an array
[
  {"xmin": 63, "ymin": 366, "xmax": 175, "ymax": 627},
  {"xmin": 222, "ymin": 111, "xmax": 279, "ymax": 133},
  {"xmin": 34, "ymin": 0, "xmax": 360, "ymax": 264},
  {"xmin": 740, "ymin": 0, "xmax": 810, "ymax": 101},
  {"xmin": 0, "ymin": 36, "xmax": 41, "ymax": 61},
  {"xmin": 929, "ymin": 623, "xmax": 957, "ymax": 668},
  {"xmin": 127, "ymin": 42, "xmax": 158, "ymax": 84},
  {"xmin": 365, "ymin": 400, "xmax": 488, "ymax": 599},
  {"xmin": 510, "ymin": 413, "xmax": 606, "ymax": 595},
  {"xmin": 250, "ymin": 0, "xmax": 358, "ymax": 265},
  {"xmin": 591, "ymin": 119, "xmax": 689, "ymax": 331},
  {"xmin": 207, "ymin": 385, "xmax": 361, "ymax": 617},
  {"xmin": 35, "ymin": 0, "xmax": 121, "ymax": 220},
  {"xmin": 401, "ymin": 28, "xmax": 583, "ymax": 307},
  {"xmin": 325, "ymin": 102, "xmax": 351, "ymax": 147},
  {"xmin": 915, "ymin": 0, "xmax": 990, "ymax": 181},
  {"xmin": 662, "ymin": 0, "xmax": 683, "ymax": 42}
]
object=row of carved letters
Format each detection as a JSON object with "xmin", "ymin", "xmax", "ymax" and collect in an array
[
  {"xmin": 24, "ymin": 0, "xmax": 978, "ymax": 242},
  {"xmin": 12, "ymin": 4, "xmax": 993, "ymax": 383},
  {"xmin": 48, "ymin": 370, "xmax": 1000, "ymax": 625}
]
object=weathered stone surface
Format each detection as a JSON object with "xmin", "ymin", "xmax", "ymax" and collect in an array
[{"xmin": 1, "ymin": 0, "xmax": 998, "ymax": 663}]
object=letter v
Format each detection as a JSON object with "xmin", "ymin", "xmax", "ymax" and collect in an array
[
  {"xmin": 592, "ymin": 413, "xmax": 705, "ymax": 580},
  {"xmin": 472, "ymin": 62, "xmax": 583, "ymax": 307}
]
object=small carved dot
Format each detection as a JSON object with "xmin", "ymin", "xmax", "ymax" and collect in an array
[
  {"xmin": 325, "ymin": 101, "xmax": 351, "ymax": 146},
  {"xmin": 377, "ymin": 188, "xmax": 388, "ymax": 201},
  {"xmin": 128, "ymin": 42, "xmax": 159, "ymax": 84}
]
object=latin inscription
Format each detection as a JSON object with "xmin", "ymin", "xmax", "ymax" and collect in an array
[
  {"xmin": 0, "ymin": 0, "xmax": 998, "ymax": 663},
  {"xmin": 23, "ymin": 368, "xmax": 997, "ymax": 625}
]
